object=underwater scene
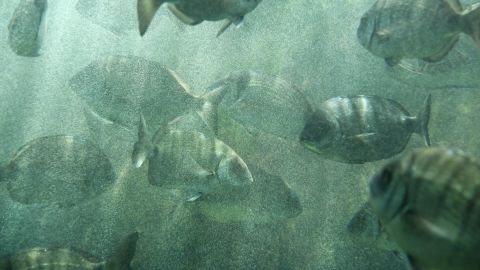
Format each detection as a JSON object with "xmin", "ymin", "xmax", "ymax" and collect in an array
[{"xmin": 1, "ymin": 0, "xmax": 480, "ymax": 269}]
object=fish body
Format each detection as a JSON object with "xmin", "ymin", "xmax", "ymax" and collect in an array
[
  {"xmin": 0, "ymin": 232, "xmax": 138, "ymax": 270},
  {"xmin": 300, "ymin": 95, "xmax": 431, "ymax": 163},
  {"xmin": 357, "ymin": 0, "xmax": 480, "ymax": 65},
  {"xmin": 206, "ymin": 70, "xmax": 312, "ymax": 141},
  {"xmin": 132, "ymin": 114, "xmax": 253, "ymax": 201},
  {"xmin": 137, "ymin": 0, "xmax": 261, "ymax": 36},
  {"xmin": 369, "ymin": 148, "xmax": 480, "ymax": 270},
  {"xmin": 2, "ymin": 135, "xmax": 115, "ymax": 207},
  {"xmin": 8, "ymin": 0, "xmax": 47, "ymax": 57}
]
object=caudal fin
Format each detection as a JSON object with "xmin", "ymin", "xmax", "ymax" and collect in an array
[
  {"xmin": 132, "ymin": 114, "xmax": 152, "ymax": 168},
  {"xmin": 106, "ymin": 232, "xmax": 139, "ymax": 270},
  {"xmin": 460, "ymin": 3, "xmax": 480, "ymax": 47},
  {"xmin": 137, "ymin": 0, "xmax": 164, "ymax": 36},
  {"xmin": 416, "ymin": 94, "xmax": 432, "ymax": 147}
]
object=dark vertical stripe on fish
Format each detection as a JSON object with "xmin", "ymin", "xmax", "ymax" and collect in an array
[{"xmin": 434, "ymin": 155, "xmax": 466, "ymax": 218}]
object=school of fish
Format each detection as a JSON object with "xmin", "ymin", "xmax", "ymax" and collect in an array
[{"xmin": 3, "ymin": 0, "xmax": 480, "ymax": 269}]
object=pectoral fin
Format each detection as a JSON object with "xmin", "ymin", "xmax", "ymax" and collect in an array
[{"xmin": 346, "ymin": 133, "xmax": 377, "ymax": 144}]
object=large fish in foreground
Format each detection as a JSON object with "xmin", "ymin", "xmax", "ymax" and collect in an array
[
  {"xmin": 137, "ymin": 0, "xmax": 262, "ymax": 36},
  {"xmin": 0, "ymin": 232, "xmax": 138, "ymax": 270},
  {"xmin": 369, "ymin": 148, "xmax": 480, "ymax": 270},
  {"xmin": 357, "ymin": 0, "xmax": 480, "ymax": 65},
  {"xmin": 300, "ymin": 94, "xmax": 431, "ymax": 163}
]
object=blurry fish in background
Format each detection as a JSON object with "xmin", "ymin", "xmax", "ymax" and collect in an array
[
  {"xmin": 357, "ymin": 0, "xmax": 480, "ymax": 66},
  {"xmin": 69, "ymin": 56, "xmax": 227, "ymax": 136},
  {"xmin": 137, "ymin": 0, "xmax": 262, "ymax": 36},
  {"xmin": 370, "ymin": 148, "xmax": 480, "ymax": 270},
  {"xmin": 0, "ymin": 232, "xmax": 138, "ymax": 270},
  {"xmin": 348, "ymin": 202, "xmax": 413, "ymax": 269},
  {"xmin": 76, "ymin": 0, "xmax": 139, "ymax": 35},
  {"xmin": 206, "ymin": 70, "xmax": 313, "ymax": 141},
  {"xmin": 194, "ymin": 164, "xmax": 302, "ymax": 224},
  {"xmin": 1, "ymin": 135, "xmax": 115, "ymax": 208},
  {"xmin": 300, "ymin": 94, "xmax": 431, "ymax": 163},
  {"xmin": 132, "ymin": 113, "xmax": 253, "ymax": 202},
  {"xmin": 8, "ymin": 0, "xmax": 47, "ymax": 57}
]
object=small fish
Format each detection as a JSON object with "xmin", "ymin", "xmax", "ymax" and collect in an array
[
  {"xmin": 132, "ymin": 113, "xmax": 253, "ymax": 201},
  {"xmin": 369, "ymin": 148, "xmax": 480, "ymax": 270},
  {"xmin": 137, "ymin": 0, "xmax": 261, "ymax": 36},
  {"xmin": 300, "ymin": 94, "xmax": 431, "ymax": 163},
  {"xmin": 2, "ymin": 135, "xmax": 115, "ymax": 207},
  {"xmin": 8, "ymin": 0, "xmax": 47, "ymax": 57},
  {"xmin": 0, "ymin": 232, "xmax": 138, "ymax": 270},
  {"xmin": 357, "ymin": 0, "xmax": 480, "ymax": 65}
]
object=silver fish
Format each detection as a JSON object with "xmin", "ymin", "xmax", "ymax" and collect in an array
[
  {"xmin": 357, "ymin": 0, "xmax": 480, "ymax": 65},
  {"xmin": 0, "ymin": 232, "xmax": 138, "ymax": 270},
  {"xmin": 370, "ymin": 148, "xmax": 480, "ymax": 270},
  {"xmin": 8, "ymin": 0, "xmax": 47, "ymax": 57},
  {"xmin": 132, "ymin": 113, "xmax": 253, "ymax": 201},
  {"xmin": 137, "ymin": 0, "xmax": 262, "ymax": 36},
  {"xmin": 2, "ymin": 135, "xmax": 115, "ymax": 207},
  {"xmin": 300, "ymin": 94, "xmax": 431, "ymax": 163},
  {"xmin": 206, "ymin": 70, "xmax": 312, "ymax": 141}
]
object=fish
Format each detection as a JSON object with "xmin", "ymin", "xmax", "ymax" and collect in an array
[
  {"xmin": 300, "ymin": 94, "xmax": 431, "ymax": 163},
  {"xmin": 2, "ymin": 135, "xmax": 115, "ymax": 207},
  {"xmin": 132, "ymin": 112, "xmax": 253, "ymax": 201},
  {"xmin": 69, "ymin": 56, "xmax": 227, "ymax": 136},
  {"xmin": 206, "ymin": 70, "xmax": 313, "ymax": 141},
  {"xmin": 369, "ymin": 147, "xmax": 480, "ymax": 270},
  {"xmin": 194, "ymin": 164, "xmax": 302, "ymax": 224},
  {"xmin": 8, "ymin": 0, "xmax": 47, "ymax": 57},
  {"xmin": 0, "ymin": 232, "xmax": 138, "ymax": 270},
  {"xmin": 137, "ymin": 0, "xmax": 262, "ymax": 36},
  {"xmin": 357, "ymin": 0, "xmax": 480, "ymax": 65}
]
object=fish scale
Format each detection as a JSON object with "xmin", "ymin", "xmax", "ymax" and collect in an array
[{"xmin": 370, "ymin": 148, "xmax": 480, "ymax": 269}]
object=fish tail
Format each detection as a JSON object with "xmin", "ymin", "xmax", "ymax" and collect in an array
[
  {"xmin": 105, "ymin": 232, "xmax": 139, "ymax": 270},
  {"xmin": 137, "ymin": 0, "xmax": 164, "ymax": 36},
  {"xmin": 415, "ymin": 94, "xmax": 432, "ymax": 147},
  {"xmin": 460, "ymin": 3, "xmax": 480, "ymax": 47},
  {"xmin": 132, "ymin": 114, "xmax": 153, "ymax": 168}
]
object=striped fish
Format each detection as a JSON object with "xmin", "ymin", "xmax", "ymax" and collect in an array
[
  {"xmin": 132, "ymin": 114, "xmax": 253, "ymax": 201},
  {"xmin": 137, "ymin": 0, "xmax": 261, "ymax": 36},
  {"xmin": 369, "ymin": 148, "xmax": 480, "ymax": 270},
  {"xmin": 0, "ymin": 232, "xmax": 138, "ymax": 270},
  {"xmin": 300, "ymin": 94, "xmax": 431, "ymax": 163},
  {"xmin": 357, "ymin": 0, "xmax": 480, "ymax": 66},
  {"xmin": 206, "ymin": 70, "xmax": 312, "ymax": 141}
]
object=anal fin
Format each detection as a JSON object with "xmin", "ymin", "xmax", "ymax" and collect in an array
[
  {"xmin": 137, "ymin": 0, "xmax": 165, "ymax": 36},
  {"xmin": 422, "ymin": 36, "xmax": 459, "ymax": 63}
]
